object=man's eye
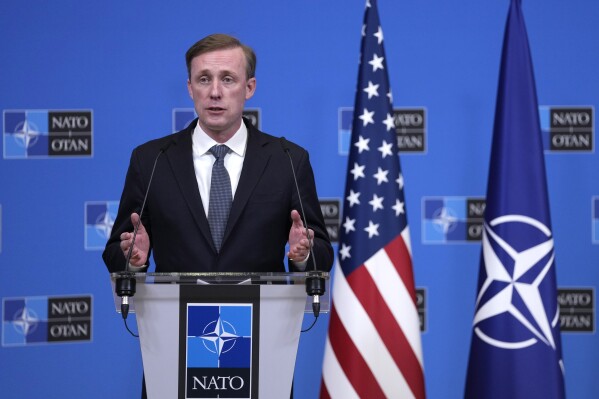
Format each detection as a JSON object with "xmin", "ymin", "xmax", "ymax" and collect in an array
[
  {"xmin": 223, "ymin": 77, "xmax": 234, "ymax": 84},
  {"xmin": 198, "ymin": 77, "xmax": 210, "ymax": 84}
]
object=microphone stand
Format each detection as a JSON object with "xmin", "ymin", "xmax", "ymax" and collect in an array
[
  {"xmin": 280, "ymin": 137, "xmax": 326, "ymax": 320},
  {"xmin": 115, "ymin": 142, "xmax": 172, "ymax": 335}
]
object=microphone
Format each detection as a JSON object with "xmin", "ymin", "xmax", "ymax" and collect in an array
[
  {"xmin": 115, "ymin": 140, "xmax": 174, "ymax": 323},
  {"xmin": 279, "ymin": 137, "xmax": 325, "ymax": 318}
]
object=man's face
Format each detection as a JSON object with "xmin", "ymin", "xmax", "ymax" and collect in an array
[{"xmin": 187, "ymin": 47, "xmax": 256, "ymax": 142}]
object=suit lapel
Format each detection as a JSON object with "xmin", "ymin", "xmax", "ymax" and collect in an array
[
  {"xmin": 166, "ymin": 123, "xmax": 215, "ymax": 251},
  {"xmin": 222, "ymin": 124, "xmax": 272, "ymax": 245},
  {"xmin": 164, "ymin": 119, "xmax": 274, "ymax": 252}
]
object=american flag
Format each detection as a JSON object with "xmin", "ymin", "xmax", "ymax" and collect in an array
[{"xmin": 321, "ymin": 1, "xmax": 426, "ymax": 398}]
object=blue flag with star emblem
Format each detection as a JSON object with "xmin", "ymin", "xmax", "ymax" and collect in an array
[
  {"xmin": 464, "ymin": 1, "xmax": 566, "ymax": 398},
  {"xmin": 321, "ymin": 1, "xmax": 425, "ymax": 398}
]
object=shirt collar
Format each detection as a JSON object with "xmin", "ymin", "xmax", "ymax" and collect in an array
[{"xmin": 191, "ymin": 119, "xmax": 248, "ymax": 157}]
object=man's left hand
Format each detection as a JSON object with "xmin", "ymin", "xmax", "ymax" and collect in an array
[{"xmin": 287, "ymin": 210, "xmax": 313, "ymax": 262}]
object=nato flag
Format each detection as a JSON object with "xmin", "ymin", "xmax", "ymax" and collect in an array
[{"xmin": 464, "ymin": 0, "xmax": 566, "ymax": 398}]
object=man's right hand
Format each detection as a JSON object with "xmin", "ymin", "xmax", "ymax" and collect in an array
[{"xmin": 119, "ymin": 213, "xmax": 150, "ymax": 266}]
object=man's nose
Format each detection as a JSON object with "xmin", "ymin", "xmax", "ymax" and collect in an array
[{"xmin": 209, "ymin": 81, "xmax": 222, "ymax": 98}]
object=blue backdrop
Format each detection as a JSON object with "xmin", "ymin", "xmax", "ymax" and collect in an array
[{"xmin": 1, "ymin": 1, "xmax": 597, "ymax": 398}]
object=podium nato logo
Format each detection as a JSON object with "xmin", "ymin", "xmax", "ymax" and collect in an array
[
  {"xmin": 186, "ymin": 304, "xmax": 252, "ymax": 398},
  {"xmin": 3, "ymin": 109, "xmax": 93, "ymax": 159},
  {"xmin": 85, "ymin": 201, "xmax": 118, "ymax": 250},
  {"xmin": 422, "ymin": 197, "xmax": 485, "ymax": 243},
  {"xmin": 2, "ymin": 295, "xmax": 92, "ymax": 347}
]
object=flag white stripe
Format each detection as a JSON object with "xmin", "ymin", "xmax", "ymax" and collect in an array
[
  {"xmin": 402, "ymin": 226, "xmax": 413, "ymax": 257},
  {"xmin": 322, "ymin": 336, "xmax": 360, "ymax": 399},
  {"xmin": 333, "ymin": 259, "xmax": 415, "ymax": 399},
  {"xmin": 365, "ymin": 247, "xmax": 424, "ymax": 367}
]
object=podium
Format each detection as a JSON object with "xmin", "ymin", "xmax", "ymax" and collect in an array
[{"xmin": 110, "ymin": 272, "xmax": 329, "ymax": 399}]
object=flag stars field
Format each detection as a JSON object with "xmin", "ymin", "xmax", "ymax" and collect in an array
[
  {"xmin": 350, "ymin": 163, "xmax": 365, "ymax": 180},
  {"xmin": 373, "ymin": 26, "xmax": 384, "ymax": 44},
  {"xmin": 364, "ymin": 220, "xmax": 380, "ymax": 238},
  {"xmin": 368, "ymin": 193, "xmax": 384, "ymax": 212},
  {"xmin": 354, "ymin": 135, "xmax": 370, "ymax": 152},
  {"xmin": 339, "ymin": 243, "xmax": 352, "ymax": 260},
  {"xmin": 383, "ymin": 113, "xmax": 395, "ymax": 131},
  {"xmin": 343, "ymin": 217, "xmax": 356, "ymax": 233},
  {"xmin": 397, "ymin": 174, "xmax": 404, "ymax": 189},
  {"xmin": 378, "ymin": 140, "xmax": 393, "ymax": 157},
  {"xmin": 369, "ymin": 53, "xmax": 384, "ymax": 72},
  {"xmin": 363, "ymin": 81, "xmax": 379, "ymax": 98},
  {"xmin": 359, "ymin": 108, "xmax": 375, "ymax": 126},
  {"xmin": 373, "ymin": 167, "xmax": 389, "ymax": 185},
  {"xmin": 392, "ymin": 199, "xmax": 405, "ymax": 216},
  {"xmin": 346, "ymin": 190, "xmax": 360, "ymax": 207}
]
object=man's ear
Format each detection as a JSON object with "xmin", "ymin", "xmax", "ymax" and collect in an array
[
  {"xmin": 187, "ymin": 79, "xmax": 193, "ymax": 99},
  {"xmin": 245, "ymin": 77, "xmax": 257, "ymax": 100}
]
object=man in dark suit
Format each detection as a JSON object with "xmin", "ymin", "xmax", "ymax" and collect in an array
[
  {"xmin": 103, "ymin": 33, "xmax": 333, "ymax": 399},
  {"xmin": 103, "ymin": 33, "xmax": 333, "ymax": 274}
]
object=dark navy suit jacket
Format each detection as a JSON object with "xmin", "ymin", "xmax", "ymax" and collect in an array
[{"xmin": 103, "ymin": 118, "xmax": 333, "ymax": 274}]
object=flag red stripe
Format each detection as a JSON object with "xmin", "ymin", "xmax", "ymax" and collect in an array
[
  {"xmin": 386, "ymin": 234, "xmax": 419, "ymax": 306},
  {"xmin": 319, "ymin": 380, "xmax": 331, "ymax": 399},
  {"xmin": 327, "ymin": 306, "xmax": 386, "ymax": 398},
  {"xmin": 385, "ymin": 236, "xmax": 427, "ymax": 398},
  {"xmin": 348, "ymin": 263, "xmax": 426, "ymax": 399}
]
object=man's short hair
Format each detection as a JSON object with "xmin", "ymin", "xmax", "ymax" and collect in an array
[{"xmin": 185, "ymin": 33, "xmax": 257, "ymax": 80}]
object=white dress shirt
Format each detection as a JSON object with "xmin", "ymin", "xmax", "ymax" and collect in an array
[{"xmin": 192, "ymin": 121, "xmax": 247, "ymax": 216}]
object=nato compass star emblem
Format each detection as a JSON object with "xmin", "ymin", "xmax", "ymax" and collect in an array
[
  {"xmin": 13, "ymin": 120, "xmax": 40, "ymax": 148},
  {"xmin": 199, "ymin": 316, "xmax": 241, "ymax": 356},
  {"xmin": 12, "ymin": 306, "xmax": 40, "ymax": 336},
  {"xmin": 432, "ymin": 206, "xmax": 458, "ymax": 234},
  {"xmin": 94, "ymin": 210, "xmax": 114, "ymax": 239},
  {"xmin": 473, "ymin": 215, "xmax": 559, "ymax": 350}
]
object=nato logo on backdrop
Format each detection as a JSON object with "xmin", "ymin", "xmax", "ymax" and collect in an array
[
  {"xmin": 186, "ymin": 304, "xmax": 252, "ymax": 398},
  {"xmin": 320, "ymin": 199, "xmax": 341, "ymax": 243},
  {"xmin": 416, "ymin": 288, "xmax": 427, "ymax": 332},
  {"xmin": 593, "ymin": 197, "xmax": 599, "ymax": 243},
  {"xmin": 173, "ymin": 108, "xmax": 261, "ymax": 132},
  {"xmin": 85, "ymin": 201, "xmax": 118, "ymax": 250},
  {"xmin": 2, "ymin": 295, "xmax": 92, "ymax": 346},
  {"xmin": 539, "ymin": 106, "xmax": 594, "ymax": 152},
  {"xmin": 3, "ymin": 109, "xmax": 93, "ymax": 159},
  {"xmin": 422, "ymin": 197, "xmax": 486, "ymax": 243},
  {"xmin": 558, "ymin": 288, "xmax": 595, "ymax": 333},
  {"xmin": 338, "ymin": 107, "xmax": 427, "ymax": 155}
]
